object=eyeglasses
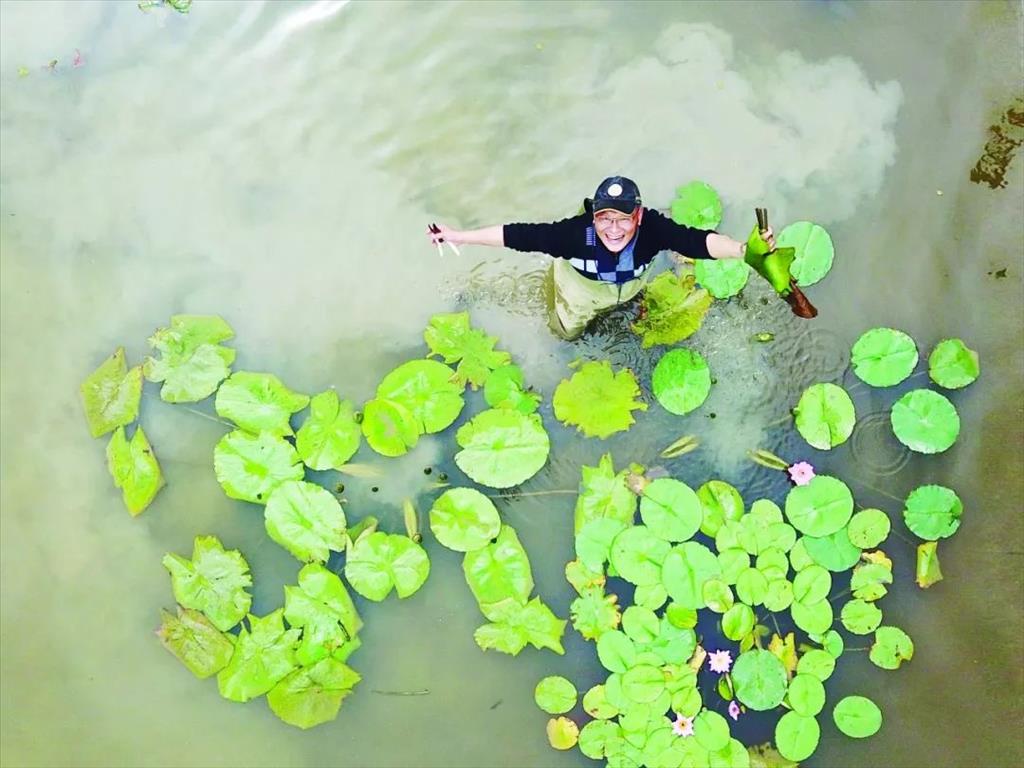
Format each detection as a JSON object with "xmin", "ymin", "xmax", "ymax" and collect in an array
[{"xmin": 594, "ymin": 212, "xmax": 636, "ymax": 228}]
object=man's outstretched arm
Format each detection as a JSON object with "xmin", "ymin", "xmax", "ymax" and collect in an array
[{"xmin": 428, "ymin": 224, "xmax": 504, "ymax": 247}]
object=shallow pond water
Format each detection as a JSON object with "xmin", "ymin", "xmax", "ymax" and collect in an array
[{"xmin": 1, "ymin": 1, "xmax": 1022, "ymax": 767}]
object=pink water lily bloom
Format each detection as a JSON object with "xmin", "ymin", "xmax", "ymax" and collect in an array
[
  {"xmin": 729, "ymin": 701, "xmax": 741, "ymax": 721},
  {"xmin": 788, "ymin": 461, "xmax": 816, "ymax": 486},
  {"xmin": 708, "ymin": 649, "xmax": 733, "ymax": 674},
  {"xmin": 672, "ymin": 714, "xmax": 694, "ymax": 738}
]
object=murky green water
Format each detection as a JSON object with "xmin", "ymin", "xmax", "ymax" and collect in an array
[{"xmin": 1, "ymin": 1, "xmax": 1021, "ymax": 766}]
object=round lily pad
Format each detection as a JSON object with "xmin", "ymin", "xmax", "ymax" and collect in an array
[
  {"xmin": 775, "ymin": 711, "xmax": 820, "ymax": 762},
  {"xmin": 785, "ymin": 476, "xmax": 854, "ymax": 537},
  {"xmin": 870, "ymin": 626, "xmax": 914, "ymax": 670},
  {"xmin": 903, "ymin": 484, "xmax": 962, "ymax": 540},
  {"xmin": 840, "ymin": 599, "xmax": 883, "ymax": 635},
  {"xmin": 597, "ymin": 631, "xmax": 637, "ymax": 673},
  {"xmin": 214, "ymin": 429, "xmax": 304, "ymax": 505},
  {"xmin": 695, "ymin": 259, "xmax": 751, "ymax": 299},
  {"xmin": 802, "ymin": 528, "xmax": 861, "ymax": 572},
  {"xmin": 722, "ymin": 603, "xmax": 755, "ymax": 641},
  {"xmin": 652, "ymin": 348, "xmax": 712, "ymax": 415},
  {"xmin": 732, "ymin": 649, "xmax": 787, "ymax": 711},
  {"xmin": 793, "ymin": 565, "xmax": 832, "ymax": 604},
  {"xmin": 779, "ymin": 221, "xmax": 834, "ymax": 287},
  {"xmin": 928, "ymin": 338, "xmax": 979, "ymax": 389},
  {"xmin": 582, "ymin": 685, "xmax": 618, "ymax": 720},
  {"xmin": 791, "ymin": 598, "xmax": 834, "ymax": 635},
  {"xmin": 546, "ymin": 716, "xmax": 579, "ymax": 750},
  {"xmin": 736, "ymin": 567, "xmax": 769, "ymax": 606},
  {"xmin": 264, "ymin": 480, "xmax": 347, "ymax": 563},
  {"xmin": 797, "ymin": 649, "xmax": 836, "ymax": 681},
  {"xmin": 671, "ymin": 180, "xmax": 723, "ymax": 229},
  {"xmin": 361, "ymin": 398, "xmax": 420, "ymax": 457},
  {"xmin": 640, "ymin": 478, "xmax": 702, "ymax": 541},
  {"xmin": 552, "ymin": 360, "xmax": 647, "ymax": 439},
  {"xmin": 762, "ymin": 578, "xmax": 795, "ymax": 612},
  {"xmin": 661, "ymin": 541, "xmax": 721, "ymax": 608},
  {"xmin": 794, "ymin": 383, "xmax": 856, "ymax": 450},
  {"xmin": 622, "ymin": 664, "xmax": 665, "ymax": 703},
  {"xmin": 610, "ymin": 526, "xmax": 671, "ymax": 586},
  {"xmin": 787, "ymin": 673, "xmax": 826, "ymax": 716},
  {"xmin": 701, "ymin": 579, "xmax": 734, "ymax": 613},
  {"xmin": 890, "ymin": 389, "xmax": 960, "ymax": 454},
  {"xmin": 578, "ymin": 719, "xmax": 619, "ymax": 760},
  {"xmin": 717, "ymin": 548, "xmax": 750, "ymax": 584},
  {"xmin": 698, "ymin": 480, "xmax": 745, "ymax": 537},
  {"xmin": 621, "ymin": 606, "xmax": 660, "ymax": 644},
  {"xmin": 851, "ymin": 328, "xmax": 918, "ymax": 387},
  {"xmin": 454, "ymin": 409, "xmax": 550, "ymax": 488},
  {"xmin": 693, "ymin": 710, "xmax": 731, "ymax": 752},
  {"xmin": 847, "ymin": 508, "xmax": 891, "ymax": 548},
  {"xmin": 429, "ymin": 487, "xmax": 501, "ymax": 552},
  {"xmin": 576, "ymin": 518, "xmax": 628, "ymax": 571},
  {"xmin": 833, "ymin": 695, "xmax": 883, "ymax": 738},
  {"xmin": 535, "ymin": 676, "xmax": 577, "ymax": 714},
  {"xmin": 345, "ymin": 532, "xmax": 430, "ymax": 601},
  {"xmin": 376, "ymin": 359, "xmax": 465, "ymax": 434}
]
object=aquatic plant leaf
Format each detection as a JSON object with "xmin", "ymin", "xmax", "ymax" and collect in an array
[
  {"xmin": 832, "ymin": 695, "xmax": 882, "ymax": 738},
  {"xmin": 621, "ymin": 606, "xmax": 659, "ymax": 644},
  {"xmin": 294, "ymin": 390, "xmax": 360, "ymax": 470},
  {"xmin": 162, "ymin": 535, "xmax": 252, "ymax": 631},
  {"xmin": 763, "ymin": 578, "xmax": 795, "ymax": 612},
  {"xmin": 698, "ymin": 480, "xmax": 745, "ymax": 537},
  {"xmin": 577, "ymin": 518, "xmax": 628, "ymax": 571},
  {"xmin": 106, "ymin": 426, "xmax": 164, "ymax": 515},
  {"xmin": 869, "ymin": 626, "xmax": 914, "ymax": 670},
  {"xmin": 622, "ymin": 664, "xmax": 664, "ymax": 704},
  {"xmin": 631, "ymin": 272, "xmax": 714, "ymax": 348},
  {"xmin": 840, "ymin": 599, "xmax": 882, "ymax": 635},
  {"xmin": 850, "ymin": 562, "xmax": 893, "ymax": 602},
  {"xmin": 454, "ymin": 409, "xmax": 550, "ymax": 488},
  {"xmin": 846, "ymin": 508, "xmax": 891, "ymax": 548},
  {"xmin": 695, "ymin": 259, "xmax": 751, "ymax": 299},
  {"xmin": 217, "ymin": 609, "xmax": 300, "ymax": 702},
  {"xmin": 213, "ymin": 429, "xmax": 304, "ymax": 504},
  {"xmin": 579, "ymin": 719, "xmax": 622, "ymax": 760},
  {"xmin": 701, "ymin": 579, "xmax": 734, "ymax": 613},
  {"xmin": 423, "ymin": 311, "xmax": 511, "ymax": 388},
  {"xmin": 610, "ymin": 526, "xmax": 671, "ymax": 587},
  {"xmin": 463, "ymin": 525, "xmax": 533, "ymax": 605},
  {"xmin": 345, "ymin": 532, "xmax": 429, "ymax": 601},
  {"xmin": 928, "ymin": 338, "xmax": 980, "ymax": 389},
  {"xmin": 784, "ymin": 476, "xmax": 853, "ymax": 537},
  {"xmin": 787, "ymin": 673, "xmax": 825, "ymax": 717},
  {"xmin": 267, "ymin": 657, "xmax": 360, "ymax": 730},
  {"xmin": 722, "ymin": 603, "xmax": 755, "ymax": 642},
  {"xmin": 284, "ymin": 563, "xmax": 362, "ymax": 666},
  {"xmin": 890, "ymin": 389, "xmax": 960, "ymax": 454},
  {"xmin": 265, "ymin": 480, "xmax": 346, "ymax": 563},
  {"xmin": 794, "ymin": 383, "xmax": 855, "ymax": 450},
  {"xmin": 583, "ymin": 684, "xmax": 619, "ymax": 720},
  {"xmin": 143, "ymin": 315, "xmax": 235, "ymax": 403},
  {"xmin": 553, "ymin": 361, "xmax": 647, "ymax": 439},
  {"xmin": 768, "ymin": 633, "xmax": 799, "ymax": 679},
  {"xmin": 790, "ymin": 598, "xmax": 834, "ymax": 635},
  {"xmin": 915, "ymin": 541, "xmax": 943, "ymax": 588},
  {"xmin": 651, "ymin": 348, "xmax": 712, "ymax": 415},
  {"xmin": 215, "ymin": 372, "xmax": 309, "ymax": 437},
  {"xmin": 718, "ymin": 548, "xmax": 751, "ymax": 584},
  {"xmin": 903, "ymin": 484, "xmax": 962, "ymax": 540},
  {"xmin": 774, "ymin": 712, "xmax": 819, "ymax": 762},
  {"xmin": 597, "ymin": 630, "xmax": 638, "ymax": 672},
  {"xmin": 361, "ymin": 398, "xmax": 420, "ymax": 457},
  {"xmin": 850, "ymin": 328, "xmax": 918, "ymax": 387},
  {"xmin": 574, "ymin": 453, "xmax": 636, "ymax": 534},
  {"xmin": 535, "ymin": 676, "xmax": 578, "ymax": 714},
  {"xmin": 735, "ymin": 568, "xmax": 769, "ymax": 606},
  {"xmin": 792, "ymin": 565, "xmax": 831, "ymax": 604},
  {"xmin": 156, "ymin": 606, "xmax": 236, "ymax": 679},
  {"xmin": 570, "ymin": 586, "xmax": 622, "ymax": 640},
  {"xmin": 565, "ymin": 558, "xmax": 605, "ymax": 595},
  {"xmin": 802, "ymin": 528, "xmax": 861, "ymax": 572},
  {"xmin": 732, "ymin": 649, "xmax": 788, "ymax": 711},
  {"xmin": 428, "ymin": 487, "xmax": 501, "ymax": 552},
  {"xmin": 376, "ymin": 359, "xmax": 464, "ymax": 433},
  {"xmin": 81, "ymin": 347, "xmax": 142, "ymax": 437},
  {"xmin": 484, "ymin": 364, "xmax": 541, "ymax": 414},
  {"xmin": 547, "ymin": 716, "xmax": 580, "ymax": 750},
  {"xmin": 778, "ymin": 221, "xmax": 834, "ymax": 287},
  {"xmin": 639, "ymin": 478, "xmax": 702, "ymax": 543},
  {"xmin": 475, "ymin": 596, "xmax": 566, "ymax": 655},
  {"xmin": 662, "ymin": 541, "xmax": 721, "ymax": 608},
  {"xmin": 671, "ymin": 180, "xmax": 723, "ymax": 229}
]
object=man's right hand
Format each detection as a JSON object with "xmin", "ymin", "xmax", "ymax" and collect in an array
[{"xmin": 428, "ymin": 223, "xmax": 460, "ymax": 245}]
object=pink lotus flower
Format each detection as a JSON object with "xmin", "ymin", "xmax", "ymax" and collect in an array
[
  {"xmin": 729, "ymin": 701, "xmax": 741, "ymax": 721},
  {"xmin": 672, "ymin": 714, "xmax": 694, "ymax": 738},
  {"xmin": 708, "ymin": 649, "xmax": 733, "ymax": 674},
  {"xmin": 787, "ymin": 461, "xmax": 815, "ymax": 486}
]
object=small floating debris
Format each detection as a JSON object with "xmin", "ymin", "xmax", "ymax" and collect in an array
[{"xmin": 753, "ymin": 331, "xmax": 775, "ymax": 343}]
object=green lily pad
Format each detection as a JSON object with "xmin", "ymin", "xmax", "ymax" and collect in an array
[
  {"xmin": 484, "ymin": 364, "xmax": 541, "ymax": 414},
  {"xmin": 143, "ymin": 315, "xmax": 235, "ymax": 403},
  {"xmin": 162, "ymin": 535, "xmax": 252, "ymax": 631},
  {"xmin": 732, "ymin": 649, "xmax": 788, "ymax": 711},
  {"xmin": 295, "ymin": 391, "xmax": 361, "ymax": 470},
  {"xmin": 632, "ymin": 272, "xmax": 714, "ymax": 348},
  {"xmin": 640, "ymin": 478, "xmax": 702, "ymax": 542},
  {"xmin": 791, "ymin": 598, "xmax": 834, "ymax": 635},
  {"xmin": 215, "ymin": 371, "xmax": 309, "ymax": 436},
  {"xmin": 662, "ymin": 541, "xmax": 721, "ymax": 608},
  {"xmin": 576, "ymin": 518, "xmax": 628, "ymax": 571},
  {"xmin": 794, "ymin": 383, "xmax": 856, "ymax": 450},
  {"xmin": 267, "ymin": 657, "xmax": 360, "ymax": 729},
  {"xmin": 597, "ymin": 630, "xmax": 637, "ymax": 673},
  {"xmin": 376, "ymin": 359, "xmax": 464, "ymax": 433},
  {"xmin": 622, "ymin": 664, "xmax": 665, "ymax": 703},
  {"xmin": 840, "ymin": 599, "xmax": 883, "ymax": 635},
  {"xmin": 217, "ymin": 609, "xmax": 300, "ymax": 702},
  {"xmin": 264, "ymin": 480, "xmax": 347, "ymax": 563},
  {"xmin": 787, "ymin": 673, "xmax": 826, "ymax": 717},
  {"xmin": 775, "ymin": 712, "xmax": 819, "ymax": 762},
  {"xmin": 345, "ymin": 532, "xmax": 430, "ymax": 601},
  {"xmin": 213, "ymin": 429, "xmax": 304, "ymax": 504},
  {"xmin": 778, "ymin": 221, "xmax": 834, "ymax": 287},
  {"xmin": 698, "ymin": 480, "xmax": 745, "ymax": 537},
  {"xmin": 763, "ymin": 578, "xmax": 795, "ymax": 612},
  {"xmin": 570, "ymin": 586, "xmax": 622, "ymax": 641},
  {"xmin": 424, "ymin": 311, "xmax": 511, "ymax": 389},
  {"xmin": 651, "ymin": 348, "xmax": 712, "ymax": 415},
  {"xmin": 722, "ymin": 603, "xmax": 756, "ymax": 641},
  {"xmin": 701, "ymin": 579, "xmax": 734, "ymax": 613},
  {"xmin": 784, "ymin": 476, "xmax": 853, "ymax": 537},
  {"xmin": 833, "ymin": 695, "xmax": 882, "ymax": 738},
  {"xmin": 903, "ymin": 484, "xmax": 962, "ymax": 540},
  {"xmin": 463, "ymin": 525, "xmax": 533, "ymax": 606},
  {"xmin": 735, "ymin": 568, "xmax": 769, "ymax": 606},
  {"xmin": 870, "ymin": 626, "xmax": 914, "ymax": 670},
  {"xmin": 928, "ymin": 338, "xmax": 980, "ymax": 389},
  {"xmin": 475, "ymin": 596, "xmax": 566, "ymax": 655},
  {"xmin": 792, "ymin": 565, "xmax": 832, "ymax": 604},
  {"xmin": 81, "ymin": 347, "xmax": 143, "ymax": 438},
  {"xmin": 284, "ymin": 563, "xmax": 362, "ymax": 666},
  {"xmin": 574, "ymin": 453, "xmax": 636, "ymax": 533},
  {"xmin": 846, "ymin": 508, "xmax": 891, "ymax": 548},
  {"xmin": 583, "ymin": 684, "xmax": 619, "ymax": 719},
  {"xmin": 429, "ymin": 487, "xmax": 501, "ymax": 552},
  {"xmin": 916, "ymin": 541, "xmax": 943, "ymax": 588},
  {"xmin": 890, "ymin": 389, "xmax": 960, "ymax": 453},
  {"xmin": 851, "ymin": 563, "xmax": 893, "ymax": 601},
  {"xmin": 802, "ymin": 528, "xmax": 861, "ymax": 572},
  {"xmin": 797, "ymin": 649, "xmax": 836, "ymax": 681},
  {"xmin": 547, "ymin": 716, "xmax": 580, "ymax": 750},
  {"xmin": 535, "ymin": 676, "xmax": 578, "ymax": 714},
  {"xmin": 694, "ymin": 709, "xmax": 731, "ymax": 752},
  {"xmin": 156, "ymin": 606, "xmax": 236, "ymax": 679},
  {"xmin": 553, "ymin": 361, "xmax": 647, "ymax": 439},
  {"xmin": 361, "ymin": 398, "xmax": 420, "ymax": 457},
  {"xmin": 850, "ymin": 328, "xmax": 918, "ymax": 387},
  {"xmin": 718, "ymin": 548, "xmax": 751, "ymax": 584},
  {"xmin": 106, "ymin": 426, "xmax": 164, "ymax": 515},
  {"xmin": 579, "ymin": 719, "xmax": 622, "ymax": 760},
  {"xmin": 670, "ymin": 180, "xmax": 723, "ymax": 229},
  {"xmin": 610, "ymin": 526, "xmax": 671, "ymax": 586},
  {"xmin": 695, "ymin": 259, "xmax": 751, "ymax": 299},
  {"xmin": 454, "ymin": 409, "xmax": 550, "ymax": 488}
]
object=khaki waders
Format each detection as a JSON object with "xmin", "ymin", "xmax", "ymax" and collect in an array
[{"xmin": 546, "ymin": 258, "xmax": 652, "ymax": 341}]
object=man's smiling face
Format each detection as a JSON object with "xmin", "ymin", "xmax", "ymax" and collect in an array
[{"xmin": 594, "ymin": 208, "xmax": 641, "ymax": 253}]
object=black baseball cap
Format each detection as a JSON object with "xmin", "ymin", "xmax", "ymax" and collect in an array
[{"xmin": 591, "ymin": 176, "xmax": 642, "ymax": 214}]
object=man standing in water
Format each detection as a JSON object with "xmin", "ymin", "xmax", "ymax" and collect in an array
[{"xmin": 428, "ymin": 176, "xmax": 774, "ymax": 340}]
